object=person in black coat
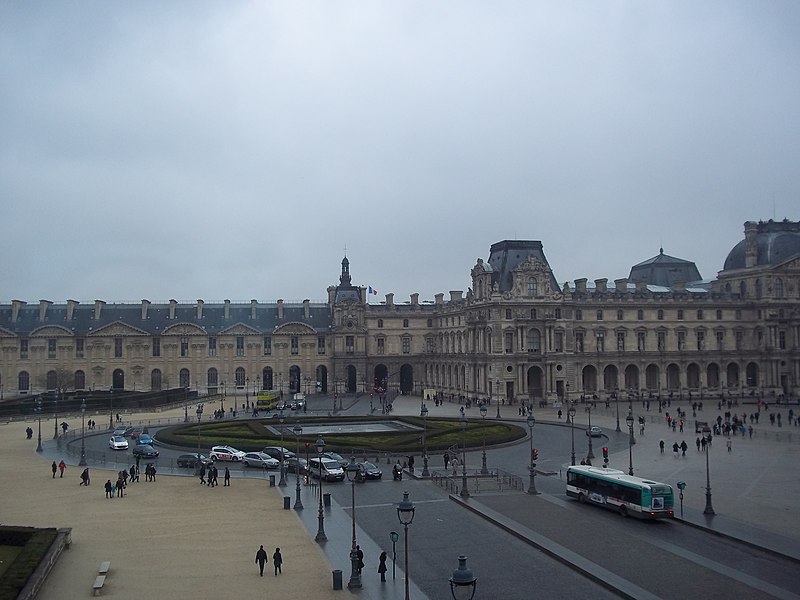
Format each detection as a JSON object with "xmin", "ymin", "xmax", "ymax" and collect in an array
[{"xmin": 255, "ymin": 545, "xmax": 268, "ymax": 576}]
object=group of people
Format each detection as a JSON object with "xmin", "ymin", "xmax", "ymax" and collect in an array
[
  {"xmin": 254, "ymin": 545, "xmax": 283, "ymax": 577},
  {"xmin": 199, "ymin": 464, "xmax": 230, "ymax": 487}
]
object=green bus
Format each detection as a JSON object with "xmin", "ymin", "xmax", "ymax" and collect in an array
[{"xmin": 566, "ymin": 465, "xmax": 674, "ymax": 519}]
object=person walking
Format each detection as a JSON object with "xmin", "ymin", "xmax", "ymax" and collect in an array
[
  {"xmin": 378, "ymin": 551, "xmax": 388, "ymax": 582},
  {"xmin": 443, "ymin": 452, "xmax": 450, "ymax": 470},
  {"xmin": 58, "ymin": 460, "xmax": 66, "ymax": 478},
  {"xmin": 80, "ymin": 468, "xmax": 90, "ymax": 486},
  {"xmin": 224, "ymin": 467, "xmax": 231, "ymax": 487},
  {"xmin": 680, "ymin": 440, "xmax": 688, "ymax": 456},
  {"xmin": 51, "ymin": 461, "xmax": 57, "ymax": 479},
  {"xmin": 672, "ymin": 442, "xmax": 679, "ymax": 458},
  {"xmin": 659, "ymin": 440, "xmax": 664, "ymax": 454},
  {"xmin": 696, "ymin": 437, "xmax": 701, "ymax": 451},
  {"xmin": 407, "ymin": 455, "xmax": 415, "ymax": 474},
  {"xmin": 272, "ymin": 547, "xmax": 282, "ymax": 576},
  {"xmin": 104, "ymin": 479, "xmax": 113, "ymax": 498},
  {"xmin": 199, "ymin": 464, "xmax": 206, "ymax": 485},
  {"xmin": 255, "ymin": 545, "xmax": 268, "ymax": 576},
  {"xmin": 356, "ymin": 545, "xmax": 364, "ymax": 574},
  {"xmin": 726, "ymin": 439, "xmax": 732, "ymax": 452}
]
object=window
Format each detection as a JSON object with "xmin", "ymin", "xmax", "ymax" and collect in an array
[
  {"xmin": 596, "ymin": 331, "xmax": 605, "ymax": 352},
  {"xmin": 716, "ymin": 310, "xmax": 723, "ymax": 321},
  {"xmin": 637, "ymin": 309, "xmax": 643, "ymax": 320},
  {"xmin": 152, "ymin": 337, "xmax": 161, "ymax": 357},
  {"xmin": 207, "ymin": 368, "xmax": 218, "ymax": 387},
  {"xmin": 596, "ymin": 310, "xmax": 604, "ymax": 321},
  {"xmin": 346, "ymin": 336, "xmax": 355, "ymax": 354},
  {"xmin": 317, "ymin": 336, "xmax": 326, "ymax": 354},
  {"xmin": 657, "ymin": 332, "xmax": 666, "ymax": 351},
  {"xmin": 115, "ymin": 337, "xmax": 123, "ymax": 358},
  {"xmin": 555, "ymin": 308, "xmax": 561, "ymax": 319},
  {"xmin": 402, "ymin": 337, "xmax": 410, "ymax": 354},
  {"xmin": 427, "ymin": 319, "xmax": 433, "ymax": 327},
  {"xmin": 716, "ymin": 331, "xmax": 724, "ymax": 351},
  {"xmin": 263, "ymin": 336, "xmax": 271, "ymax": 355},
  {"xmin": 207, "ymin": 337, "xmax": 216, "ymax": 357},
  {"xmin": 677, "ymin": 310, "xmax": 684, "ymax": 321},
  {"xmin": 236, "ymin": 336, "xmax": 244, "ymax": 357},
  {"xmin": 426, "ymin": 337, "xmax": 435, "ymax": 353},
  {"xmin": 554, "ymin": 332, "xmax": 564, "ymax": 352},
  {"xmin": 403, "ymin": 319, "xmax": 409, "ymax": 328},
  {"xmin": 575, "ymin": 332, "xmax": 584, "ymax": 353},
  {"xmin": 48, "ymin": 338, "xmax": 57, "ymax": 359},
  {"xmin": 755, "ymin": 279, "xmax": 763, "ymax": 298},
  {"xmin": 775, "ymin": 278, "xmax": 784, "ymax": 298},
  {"xmin": 505, "ymin": 332, "xmax": 514, "ymax": 353},
  {"xmin": 735, "ymin": 331, "xmax": 744, "ymax": 350},
  {"xmin": 235, "ymin": 367, "xmax": 245, "ymax": 387},
  {"xmin": 657, "ymin": 310, "xmax": 664, "ymax": 321},
  {"xmin": 576, "ymin": 310, "xmax": 583, "ymax": 321},
  {"xmin": 151, "ymin": 369, "xmax": 162, "ymax": 391},
  {"xmin": 739, "ymin": 281, "xmax": 747, "ymax": 297},
  {"xmin": 528, "ymin": 277, "xmax": 538, "ymax": 296},
  {"xmin": 179, "ymin": 368, "xmax": 190, "ymax": 388},
  {"xmin": 378, "ymin": 319, "xmax": 383, "ymax": 329},
  {"xmin": 735, "ymin": 310, "xmax": 742, "ymax": 321},
  {"xmin": 531, "ymin": 309, "xmax": 537, "ymax": 319},
  {"xmin": 75, "ymin": 337, "xmax": 84, "ymax": 359},
  {"xmin": 505, "ymin": 309, "xmax": 512, "ymax": 320},
  {"xmin": 75, "ymin": 370, "xmax": 85, "ymax": 389},
  {"xmin": 617, "ymin": 310, "xmax": 624, "ymax": 321},
  {"xmin": 696, "ymin": 330, "xmax": 705, "ymax": 351},
  {"xmin": 291, "ymin": 336, "xmax": 298, "ymax": 355},
  {"xmin": 377, "ymin": 338, "xmax": 385, "ymax": 354},
  {"xmin": 697, "ymin": 310, "xmax": 704, "ymax": 321},
  {"xmin": 677, "ymin": 331, "xmax": 686, "ymax": 351},
  {"xmin": 20, "ymin": 339, "xmax": 28, "ymax": 359},
  {"xmin": 779, "ymin": 331, "xmax": 786, "ymax": 350},
  {"xmin": 181, "ymin": 337, "xmax": 190, "ymax": 357},
  {"xmin": 637, "ymin": 332, "xmax": 646, "ymax": 351},
  {"xmin": 19, "ymin": 371, "xmax": 29, "ymax": 391},
  {"xmin": 616, "ymin": 332, "xmax": 625, "ymax": 352}
]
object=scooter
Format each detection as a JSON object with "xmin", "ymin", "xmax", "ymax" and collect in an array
[{"xmin": 392, "ymin": 465, "xmax": 402, "ymax": 481}]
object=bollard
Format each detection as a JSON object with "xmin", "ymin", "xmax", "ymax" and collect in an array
[
  {"xmin": 332, "ymin": 569, "xmax": 343, "ymax": 590},
  {"xmin": 269, "ymin": 475, "xmax": 276, "ymax": 487},
  {"xmin": 323, "ymin": 492, "xmax": 331, "ymax": 508},
  {"xmin": 283, "ymin": 496, "xmax": 290, "ymax": 510}
]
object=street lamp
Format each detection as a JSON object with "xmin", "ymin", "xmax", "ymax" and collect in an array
[
  {"xmin": 79, "ymin": 399, "xmax": 87, "ymax": 466},
  {"xmin": 53, "ymin": 389, "xmax": 59, "ymax": 440},
  {"xmin": 495, "ymin": 378, "xmax": 501, "ymax": 418},
  {"xmin": 459, "ymin": 413, "xmax": 469, "ymax": 498},
  {"xmin": 396, "ymin": 491, "xmax": 415, "ymax": 600},
  {"xmin": 626, "ymin": 412, "xmax": 635, "ymax": 476},
  {"xmin": 702, "ymin": 425, "xmax": 715, "ymax": 515},
  {"xmin": 479, "ymin": 404, "xmax": 489, "ymax": 474},
  {"xmin": 108, "ymin": 386, "xmax": 114, "ymax": 430},
  {"xmin": 615, "ymin": 388, "xmax": 621, "ymax": 432},
  {"xmin": 346, "ymin": 457, "xmax": 362, "ymax": 589},
  {"xmin": 35, "ymin": 397, "xmax": 43, "ymax": 453},
  {"xmin": 195, "ymin": 403, "xmax": 204, "ymax": 474},
  {"xmin": 314, "ymin": 436, "xmax": 327, "ymax": 542},
  {"xmin": 278, "ymin": 410, "xmax": 287, "ymax": 486},
  {"xmin": 527, "ymin": 413, "xmax": 538, "ymax": 495},
  {"xmin": 586, "ymin": 403, "xmax": 595, "ymax": 461},
  {"xmin": 293, "ymin": 423, "xmax": 303, "ymax": 510},
  {"xmin": 449, "ymin": 555, "xmax": 477, "ymax": 600},
  {"xmin": 568, "ymin": 404, "xmax": 576, "ymax": 466},
  {"xmin": 421, "ymin": 405, "xmax": 430, "ymax": 477},
  {"xmin": 184, "ymin": 386, "xmax": 189, "ymax": 422}
]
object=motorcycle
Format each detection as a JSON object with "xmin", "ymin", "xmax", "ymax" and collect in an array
[{"xmin": 392, "ymin": 464, "xmax": 403, "ymax": 481}]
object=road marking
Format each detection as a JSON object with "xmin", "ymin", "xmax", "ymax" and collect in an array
[{"xmin": 346, "ymin": 498, "xmax": 449, "ymax": 510}]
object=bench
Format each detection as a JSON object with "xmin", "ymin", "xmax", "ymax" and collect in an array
[
  {"xmin": 98, "ymin": 561, "xmax": 111, "ymax": 574},
  {"xmin": 92, "ymin": 575, "xmax": 106, "ymax": 596}
]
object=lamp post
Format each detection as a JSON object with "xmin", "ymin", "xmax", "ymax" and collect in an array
[
  {"xmin": 615, "ymin": 388, "xmax": 621, "ymax": 432},
  {"xmin": 626, "ymin": 412, "xmax": 635, "ymax": 476},
  {"xmin": 449, "ymin": 555, "xmax": 478, "ymax": 600},
  {"xmin": 527, "ymin": 413, "xmax": 538, "ymax": 495},
  {"xmin": 702, "ymin": 425, "xmax": 715, "ymax": 515},
  {"xmin": 314, "ymin": 436, "xmax": 327, "ymax": 542},
  {"xmin": 35, "ymin": 397, "xmax": 43, "ymax": 453},
  {"xmin": 586, "ymin": 403, "xmax": 595, "ymax": 460},
  {"xmin": 568, "ymin": 404, "xmax": 576, "ymax": 466},
  {"xmin": 79, "ymin": 399, "xmax": 87, "ymax": 466},
  {"xmin": 184, "ymin": 386, "xmax": 189, "ymax": 422},
  {"xmin": 278, "ymin": 410, "xmax": 287, "ymax": 487},
  {"xmin": 293, "ymin": 423, "xmax": 303, "ymax": 510},
  {"xmin": 459, "ymin": 413, "xmax": 470, "ymax": 498},
  {"xmin": 396, "ymin": 491, "xmax": 415, "ymax": 600},
  {"xmin": 346, "ymin": 458, "xmax": 362, "ymax": 589},
  {"xmin": 195, "ymin": 403, "xmax": 204, "ymax": 474},
  {"xmin": 495, "ymin": 378, "xmax": 501, "ymax": 418},
  {"xmin": 421, "ymin": 405, "xmax": 430, "ymax": 477},
  {"xmin": 53, "ymin": 389, "xmax": 59, "ymax": 440},
  {"xmin": 108, "ymin": 386, "xmax": 114, "ymax": 430},
  {"xmin": 479, "ymin": 404, "xmax": 489, "ymax": 474}
]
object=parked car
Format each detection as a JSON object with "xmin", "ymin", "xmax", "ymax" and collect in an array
[
  {"xmin": 586, "ymin": 426, "xmax": 603, "ymax": 437},
  {"xmin": 322, "ymin": 452, "xmax": 349, "ymax": 468},
  {"xmin": 355, "ymin": 461, "xmax": 383, "ymax": 480},
  {"xmin": 210, "ymin": 445, "xmax": 245, "ymax": 461},
  {"xmin": 262, "ymin": 446, "xmax": 295, "ymax": 462},
  {"xmin": 308, "ymin": 457, "xmax": 345, "ymax": 482},
  {"xmin": 109, "ymin": 436, "xmax": 129, "ymax": 450},
  {"xmin": 176, "ymin": 453, "xmax": 212, "ymax": 468},
  {"xmin": 243, "ymin": 452, "xmax": 280, "ymax": 469},
  {"xmin": 286, "ymin": 457, "xmax": 309, "ymax": 475},
  {"xmin": 137, "ymin": 433, "xmax": 155, "ymax": 445},
  {"xmin": 132, "ymin": 444, "xmax": 159, "ymax": 458}
]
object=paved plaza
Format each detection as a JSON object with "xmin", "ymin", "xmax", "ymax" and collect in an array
[{"xmin": 2, "ymin": 392, "xmax": 798, "ymax": 599}]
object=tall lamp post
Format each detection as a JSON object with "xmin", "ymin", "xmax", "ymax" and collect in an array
[
  {"xmin": 184, "ymin": 386, "xmax": 189, "ymax": 422},
  {"xmin": 459, "ymin": 413, "xmax": 469, "ymax": 498},
  {"xmin": 314, "ymin": 436, "xmax": 327, "ymax": 542},
  {"xmin": 479, "ymin": 404, "xmax": 489, "ymax": 474},
  {"xmin": 568, "ymin": 404, "xmax": 576, "ymax": 466},
  {"xmin": 278, "ymin": 410, "xmax": 287, "ymax": 486},
  {"xmin": 346, "ymin": 458, "xmax": 362, "ymax": 589},
  {"xmin": 79, "ymin": 399, "xmax": 87, "ymax": 466},
  {"xmin": 449, "ymin": 555, "xmax": 478, "ymax": 600},
  {"xmin": 35, "ymin": 397, "xmax": 43, "ymax": 453},
  {"xmin": 527, "ymin": 413, "xmax": 538, "ymax": 494},
  {"xmin": 421, "ymin": 405, "xmax": 430, "ymax": 477},
  {"xmin": 626, "ymin": 412, "xmax": 635, "ymax": 476},
  {"xmin": 586, "ymin": 403, "xmax": 595, "ymax": 460},
  {"xmin": 702, "ymin": 425, "xmax": 715, "ymax": 515},
  {"xmin": 293, "ymin": 423, "xmax": 303, "ymax": 510},
  {"xmin": 195, "ymin": 403, "xmax": 204, "ymax": 474},
  {"xmin": 396, "ymin": 491, "xmax": 415, "ymax": 600},
  {"xmin": 495, "ymin": 378, "xmax": 501, "ymax": 418},
  {"xmin": 615, "ymin": 388, "xmax": 621, "ymax": 432},
  {"xmin": 108, "ymin": 386, "xmax": 114, "ymax": 430},
  {"xmin": 53, "ymin": 389, "xmax": 59, "ymax": 440}
]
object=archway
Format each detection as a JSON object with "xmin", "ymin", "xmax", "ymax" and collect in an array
[
  {"xmin": 399, "ymin": 364, "xmax": 414, "ymax": 394},
  {"xmin": 603, "ymin": 365, "xmax": 618, "ymax": 392},
  {"xmin": 315, "ymin": 365, "xmax": 328, "ymax": 393},
  {"xmin": 289, "ymin": 365, "xmax": 301, "ymax": 394},
  {"xmin": 113, "ymin": 369, "xmax": 125, "ymax": 390},
  {"xmin": 746, "ymin": 362, "xmax": 759, "ymax": 387},
  {"xmin": 666, "ymin": 364, "xmax": 680, "ymax": 391},
  {"xmin": 726, "ymin": 363, "xmax": 740, "ymax": 389},
  {"xmin": 706, "ymin": 363, "xmax": 720, "ymax": 389},
  {"xmin": 346, "ymin": 365, "xmax": 357, "ymax": 393},
  {"xmin": 686, "ymin": 363, "xmax": 700, "ymax": 389},
  {"xmin": 645, "ymin": 364, "xmax": 660, "ymax": 392},
  {"xmin": 581, "ymin": 365, "xmax": 597, "ymax": 393},
  {"xmin": 624, "ymin": 365, "xmax": 640, "ymax": 391},
  {"xmin": 527, "ymin": 366, "xmax": 543, "ymax": 400},
  {"xmin": 373, "ymin": 364, "xmax": 388, "ymax": 392}
]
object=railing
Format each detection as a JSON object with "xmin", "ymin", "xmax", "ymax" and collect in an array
[{"xmin": 430, "ymin": 467, "xmax": 524, "ymax": 496}]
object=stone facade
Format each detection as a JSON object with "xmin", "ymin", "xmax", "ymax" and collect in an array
[{"xmin": 1, "ymin": 220, "xmax": 798, "ymax": 403}]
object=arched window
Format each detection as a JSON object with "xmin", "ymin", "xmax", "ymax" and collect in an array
[
  {"xmin": 530, "ymin": 308, "xmax": 537, "ymax": 319},
  {"xmin": 179, "ymin": 368, "xmax": 190, "ymax": 388},
  {"xmin": 527, "ymin": 277, "xmax": 538, "ymax": 296},
  {"xmin": 19, "ymin": 371, "xmax": 30, "ymax": 391},
  {"xmin": 235, "ymin": 367, "xmax": 246, "ymax": 387},
  {"xmin": 46, "ymin": 370, "xmax": 58, "ymax": 390},
  {"xmin": 75, "ymin": 370, "xmax": 86, "ymax": 390},
  {"xmin": 207, "ymin": 368, "xmax": 218, "ymax": 387},
  {"xmin": 739, "ymin": 281, "xmax": 747, "ymax": 297},
  {"xmin": 151, "ymin": 369, "xmax": 162, "ymax": 391}
]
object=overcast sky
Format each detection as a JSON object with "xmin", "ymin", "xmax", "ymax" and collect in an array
[{"xmin": 1, "ymin": 2, "xmax": 798, "ymax": 305}]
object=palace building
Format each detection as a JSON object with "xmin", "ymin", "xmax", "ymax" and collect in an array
[{"xmin": 1, "ymin": 220, "xmax": 798, "ymax": 404}]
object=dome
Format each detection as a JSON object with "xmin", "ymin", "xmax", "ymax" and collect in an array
[{"xmin": 723, "ymin": 220, "xmax": 800, "ymax": 271}]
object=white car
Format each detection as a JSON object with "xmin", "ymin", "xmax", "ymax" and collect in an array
[
  {"xmin": 586, "ymin": 426, "xmax": 603, "ymax": 437},
  {"xmin": 109, "ymin": 436, "xmax": 129, "ymax": 450},
  {"xmin": 242, "ymin": 452, "xmax": 280, "ymax": 469},
  {"xmin": 209, "ymin": 445, "xmax": 246, "ymax": 462}
]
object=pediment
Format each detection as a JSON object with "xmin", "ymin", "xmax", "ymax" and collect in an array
[
  {"xmin": 29, "ymin": 325, "xmax": 75, "ymax": 337},
  {"xmin": 771, "ymin": 255, "xmax": 800, "ymax": 272},
  {"xmin": 274, "ymin": 321, "xmax": 317, "ymax": 335},
  {"xmin": 218, "ymin": 322, "xmax": 261, "ymax": 336},
  {"xmin": 0, "ymin": 325, "xmax": 20, "ymax": 337},
  {"xmin": 90, "ymin": 322, "xmax": 151, "ymax": 337},
  {"xmin": 513, "ymin": 256, "xmax": 551, "ymax": 275},
  {"xmin": 161, "ymin": 322, "xmax": 209, "ymax": 336}
]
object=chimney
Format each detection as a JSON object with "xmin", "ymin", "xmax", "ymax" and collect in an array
[
  {"xmin": 410, "ymin": 293, "xmax": 419, "ymax": 306},
  {"xmin": 141, "ymin": 299, "xmax": 150, "ymax": 320},
  {"xmin": 66, "ymin": 299, "xmax": 79, "ymax": 321},
  {"xmin": 169, "ymin": 299, "xmax": 177, "ymax": 320},
  {"xmin": 251, "ymin": 299, "xmax": 257, "ymax": 320},
  {"xmin": 11, "ymin": 300, "xmax": 26, "ymax": 323},
  {"xmin": 38, "ymin": 300, "xmax": 52, "ymax": 322},
  {"xmin": 197, "ymin": 299, "xmax": 204, "ymax": 320},
  {"xmin": 594, "ymin": 278, "xmax": 608, "ymax": 293},
  {"xmin": 575, "ymin": 279, "xmax": 587, "ymax": 293},
  {"xmin": 450, "ymin": 290, "xmax": 463, "ymax": 302},
  {"xmin": 303, "ymin": 299, "xmax": 310, "ymax": 318},
  {"xmin": 94, "ymin": 300, "xmax": 105, "ymax": 321},
  {"xmin": 435, "ymin": 293, "xmax": 444, "ymax": 305},
  {"xmin": 224, "ymin": 299, "xmax": 231, "ymax": 320},
  {"xmin": 673, "ymin": 280, "xmax": 687, "ymax": 292},
  {"xmin": 615, "ymin": 278, "xmax": 628, "ymax": 293},
  {"xmin": 277, "ymin": 299, "xmax": 284, "ymax": 319},
  {"xmin": 636, "ymin": 280, "xmax": 648, "ymax": 292},
  {"xmin": 744, "ymin": 221, "xmax": 758, "ymax": 268},
  {"xmin": 385, "ymin": 293, "xmax": 394, "ymax": 307}
]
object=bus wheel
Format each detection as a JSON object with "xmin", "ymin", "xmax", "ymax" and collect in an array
[
  {"xmin": 578, "ymin": 493, "xmax": 585, "ymax": 504},
  {"xmin": 619, "ymin": 505, "xmax": 628, "ymax": 517}
]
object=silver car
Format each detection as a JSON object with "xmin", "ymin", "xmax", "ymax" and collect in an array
[{"xmin": 243, "ymin": 452, "xmax": 280, "ymax": 469}]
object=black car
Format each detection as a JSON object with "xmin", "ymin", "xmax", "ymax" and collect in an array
[
  {"xmin": 132, "ymin": 444, "xmax": 159, "ymax": 458},
  {"xmin": 262, "ymin": 446, "xmax": 295, "ymax": 462},
  {"xmin": 286, "ymin": 457, "xmax": 309, "ymax": 475},
  {"xmin": 356, "ymin": 461, "xmax": 382, "ymax": 480},
  {"xmin": 176, "ymin": 453, "xmax": 212, "ymax": 468}
]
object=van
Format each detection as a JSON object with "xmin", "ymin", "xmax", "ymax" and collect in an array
[{"xmin": 307, "ymin": 457, "xmax": 345, "ymax": 482}]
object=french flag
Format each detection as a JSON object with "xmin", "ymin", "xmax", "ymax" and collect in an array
[{"xmin": 368, "ymin": 286, "xmax": 378, "ymax": 295}]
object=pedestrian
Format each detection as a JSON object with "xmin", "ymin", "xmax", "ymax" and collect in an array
[
  {"xmin": 356, "ymin": 545, "xmax": 364, "ymax": 574},
  {"xmin": 150, "ymin": 464, "xmax": 157, "ymax": 481},
  {"xmin": 748, "ymin": 425, "xmax": 753, "ymax": 438},
  {"xmin": 80, "ymin": 468, "xmax": 90, "ymax": 486},
  {"xmin": 104, "ymin": 479, "xmax": 113, "ymax": 498},
  {"xmin": 224, "ymin": 467, "xmax": 231, "ymax": 487},
  {"xmin": 116, "ymin": 476, "xmax": 125, "ymax": 497},
  {"xmin": 51, "ymin": 461, "xmax": 57, "ymax": 478},
  {"xmin": 130, "ymin": 464, "xmax": 138, "ymax": 483},
  {"xmin": 659, "ymin": 440, "xmax": 664, "ymax": 454},
  {"xmin": 726, "ymin": 439, "xmax": 732, "ymax": 452},
  {"xmin": 408, "ymin": 455, "xmax": 415, "ymax": 474},
  {"xmin": 378, "ymin": 551, "xmax": 388, "ymax": 582},
  {"xmin": 199, "ymin": 464, "xmax": 206, "ymax": 484},
  {"xmin": 680, "ymin": 440, "xmax": 688, "ymax": 456},
  {"xmin": 696, "ymin": 437, "xmax": 701, "ymax": 451},
  {"xmin": 443, "ymin": 452, "xmax": 450, "ymax": 470},
  {"xmin": 672, "ymin": 442, "xmax": 679, "ymax": 458},
  {"xmin": 255, "ymin": 545, "xmax": 268, "ymax": 576},
  {"xmin": 58, "ymin": 460, "xmax": 66, "ymax": 478},
  {"xmin": 273, "ymin": 547, "xmax": 282, "ymax": 576}
]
